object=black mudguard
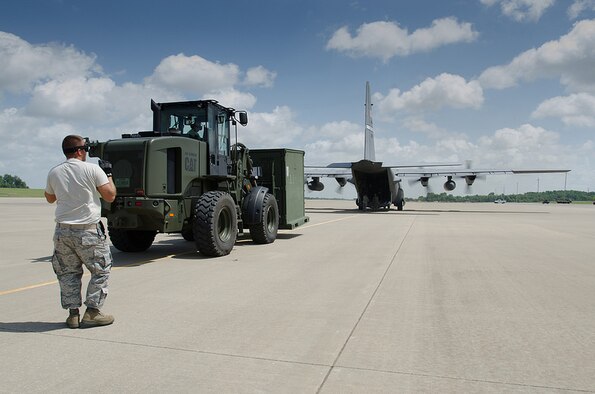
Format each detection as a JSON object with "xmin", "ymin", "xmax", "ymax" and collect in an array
[{"xmin": 241, "ymin": 186, "xmax": 269, "ymax": 225}]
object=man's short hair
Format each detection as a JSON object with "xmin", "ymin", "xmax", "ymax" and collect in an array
[{"xmin": 62, "ymin": 135, "xmax": 84, "ymax": 156}]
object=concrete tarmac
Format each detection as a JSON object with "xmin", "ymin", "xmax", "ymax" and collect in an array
[{"xmin": 1, "ymin": 198, "xmax": 594, "ymax": 393}]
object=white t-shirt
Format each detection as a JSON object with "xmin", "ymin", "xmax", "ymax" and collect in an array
[{"xmin": 45, "ymin": 159, "xmax": 110, "ymax": 224}]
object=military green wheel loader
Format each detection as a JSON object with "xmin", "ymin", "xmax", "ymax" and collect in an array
[{"xmin": 89, "ymin": 99, "xmax": 308, "ymax": 257}]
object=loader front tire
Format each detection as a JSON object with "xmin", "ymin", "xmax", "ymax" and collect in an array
[{"xmin": 194, "ymin": 191, "xmax": 237, "ymax": 257}]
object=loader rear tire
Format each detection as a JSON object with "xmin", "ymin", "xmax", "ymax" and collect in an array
[
  {"xmin": 194, "ymin": 191, "xmax": 237, "ymax": 257},
  {"xmin": 249, "ymin": 193, "xmax": 279, "ymax": 244},
  {"xmin": 108, "ymin": 228, "xmax": 157, "ymax": 252},
  {"xmin": 181, "ymin": 224, "xmax": 194, "ymax": 241}
]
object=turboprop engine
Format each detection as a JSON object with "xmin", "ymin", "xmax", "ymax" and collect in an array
[
  {"xmin": 307, "ymin": 177, "xmax": 324, "ymax": 191},
  {"xmin": 464, "ymin": 175, "xmax": 476, "ymax": 186},
  {"xmin": 444, "ymin": 176, "xmax": 456, "ymax": 191}
]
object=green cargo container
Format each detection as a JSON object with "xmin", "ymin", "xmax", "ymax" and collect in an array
[{"xmin": 250, "ymin": 149, "xmax": 309, "ymax": 229}]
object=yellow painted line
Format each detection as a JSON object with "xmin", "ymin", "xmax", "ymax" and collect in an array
[
  {"xmin": 0, "ymin": 280, "xmax": 59, "ymax": 296},
  {"xmin": 0, "ymin": 252, "xmax": 193, "ymax": 297}
]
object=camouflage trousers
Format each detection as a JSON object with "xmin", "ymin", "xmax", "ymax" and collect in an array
[{"xmin": 51, "ymin": 223, "xmax": 112, "ymax": 310}]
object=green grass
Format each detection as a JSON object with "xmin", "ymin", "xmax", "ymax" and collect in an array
[{"xmin": 0, "ymin": 188, "xmax": 45, "ymax": 197}]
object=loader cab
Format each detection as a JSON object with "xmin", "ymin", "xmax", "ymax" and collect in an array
[{"xmin": 151, "ymin": 99, "xmax": 232, "ymax": 177}]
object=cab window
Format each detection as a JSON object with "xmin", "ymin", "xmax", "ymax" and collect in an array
[{"xmin": 217, "ymin": 113, "xmax": 229, "ymax": 155}]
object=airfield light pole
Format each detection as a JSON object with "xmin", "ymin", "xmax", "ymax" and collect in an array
[
  {"xmin": 564, "ymin": 173, "xmax": 567, "ymax": 191},
  {"xmin": 537, "ymin": 178, "xmax": 540, "ymax": 193}
]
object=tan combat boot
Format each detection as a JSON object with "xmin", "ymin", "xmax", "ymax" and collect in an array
[
  {"xmin": 66, "ymin": 308, "xmax": 80, "ymax": 329},
  {"xmin": 80, "ymin": 308, "xmax": 114, "ymax": 328}
]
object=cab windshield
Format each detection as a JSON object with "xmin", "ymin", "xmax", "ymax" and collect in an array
[{"xmin": 164, "ymin": 109, "xmax": 208, "ymax": 140}]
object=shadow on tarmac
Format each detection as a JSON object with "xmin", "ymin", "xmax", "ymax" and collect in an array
[
  {"xmin": 109, "ymin": 232, "xmax": 303, "ymax": 264},
  {"xmin": 0, "ymin": 321, "xmax": 66, "ymax": 333},
  {"xmin": 30, "ymin": 256, "xmax": 52, "ymax": 263},
  {"xmin": 110, "ymin": 237, "xmax": 199, "ymax": 267},
  {"xmin": 275, "ymin": 233, "xmax": 302, "ymax": 240}
]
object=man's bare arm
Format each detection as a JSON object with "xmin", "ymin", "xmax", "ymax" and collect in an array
[
  {"xmin": 45, "ymin": 192, "xmax": 57, "ymax": 204},
  {"xmin": 97, "ymin": 178, "xmax": 117, "ymax": 203}
]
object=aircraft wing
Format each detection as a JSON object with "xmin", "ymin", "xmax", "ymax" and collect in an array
[
  {"xmin": 387, "ymin": 163, "xmax": 462, "ymax": 169},
  {"xmin": 393, "ymin": 167, "xmax": 570, "ymax": 193},
  {"xmin": 304, "ymin": 161, "xmax": 461, "ymax": 175},
  {"xmin": 304, "ymin": 167, "xmax": 352, "ymax": 178},
  {"xmin": 303, "ymin": 165, "xmax": 352, "ymax": 191},
  {"xmin": 393, "ymin": 168, "xmax": 571, "ymax": 177}
]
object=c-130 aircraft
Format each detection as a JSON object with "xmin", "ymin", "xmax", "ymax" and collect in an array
[{"xmin": 305, "ymin": 82, "xmax": 570, "ymax": 211}]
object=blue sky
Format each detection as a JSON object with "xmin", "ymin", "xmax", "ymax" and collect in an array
[{"xmin": 1, "ymin": 0, "xmax": 594, "ymax": 197}]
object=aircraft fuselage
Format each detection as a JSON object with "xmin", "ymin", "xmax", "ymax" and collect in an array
[{"xmin": 351, "ymin": 160, "xmax": 403, "ymax": 211}]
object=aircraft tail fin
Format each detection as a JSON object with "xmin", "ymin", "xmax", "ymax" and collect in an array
[{"xmin": 364, "ymin": 81, "xmax": 375, "ymax": 161}]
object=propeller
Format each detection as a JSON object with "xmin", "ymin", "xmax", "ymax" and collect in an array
[
  {"xmin": 408, "ymin": 176, "xmax": 433, "ymax": 195},
  {"xmin": 460, "ymin": 161, "xmax": 486, "ymax": 194},
  {"xmin": 307, "ymin": 177, "xmax": 324, "ymax": 191},
  {"xmin": 334, "ymin": 177, "xmax": 350, "ymax": 194},
  {"xmin": 443, "ymin": 176, "xmax": 456, "ymax": 191}
]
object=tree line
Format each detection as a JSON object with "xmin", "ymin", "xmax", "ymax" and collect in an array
[
  {"xmin": 411, "ymin": 190, "xmax": 595, "ymax": 203},
  {"xmin": 0, "ymin": 174, "xmax": 29, "ymax": 189}
]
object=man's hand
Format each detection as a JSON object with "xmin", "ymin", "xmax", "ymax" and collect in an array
[{"xmin": 98, "ymin": 160, "xmax": 113, "ymax": 177}]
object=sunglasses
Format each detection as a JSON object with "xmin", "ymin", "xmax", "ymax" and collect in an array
[{"xmin": 64, "ymin": 145, "xmax": 90, "ymax": 154}]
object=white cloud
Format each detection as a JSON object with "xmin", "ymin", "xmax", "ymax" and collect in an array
[
  {"xmin": 375, "ymin": 73, "xmax": 484, "ymax": 116},
  {"xmin": 568, "ymin": 0, "xmax": 595, "ymax": 19},
  {"xmin": 379, "ymin": 123, "xmax": 579, "ymax": 195},
  {"xmin": 477, "ymin": 123, "xmax": 561, "ymax": 167},
  {"xmin": 304, "ymin": 132, "xmax": 364, "ymax": 165},
  {"xmin": 303, "ymin": 120, "xmax": 471, "ymax": 168},
  {"xmin": 402, "ymin": 117, "xmax": 451, "ymax": 139},
  {"xmin": 311, "ymin": 120, "xmax": 361, "ymax": 139},
  {"xmin": 27, "ymin": 77, "xmax": 115, "ymax": 120},
  {"xmin": 303, "ymin": 120, "xmax": 365, "ymax": 164},
  {"xmin": 0, "ymin": 107, "xmax": 75, "ymax": 187},
  {"xmin": 479, "ymin": 19, "xmax": 595, "ymax": 91},
  {"xmin": 205, "ymin": 89, "xmax": 257, "ymax": 110},
  {"xmin": 532, "ymin": 93, "xmax": 595, "ymax": 126},
  {"xmin": 326, "ymin": 17, "xmax": 478, "ymax": 61},
  {"xmin": 146, "ymin": 54, "xmax": 265, "ymax": 109},
  {"xmin": 241, "ymin": 106, "xmax": 304, "ymax": 148},
  {"xmin": 146, "ymin": 53, "xmax": 240, "ymax": 94},
  {"xmin": 360, "ymin": 135, "xmax": 470, "ymax": 170},
  {"xmin": 243, "ymin": 66, "xmax": 277, "ymax": 88},
  {"xmin": 480, "ymin": 0, "xmax": 556, "ymax": 22},
  {"xmin": 0, "ymin": 31, "xmax": 100, "ymax": 93},
  {"xmin": 23, "ymin": 75, "xmax": 178, "ymax": 129}
]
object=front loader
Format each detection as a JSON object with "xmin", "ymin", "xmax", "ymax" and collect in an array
[{"xmin": 89, "ymin": 99, "xmax": 307, "ymax": 257}]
